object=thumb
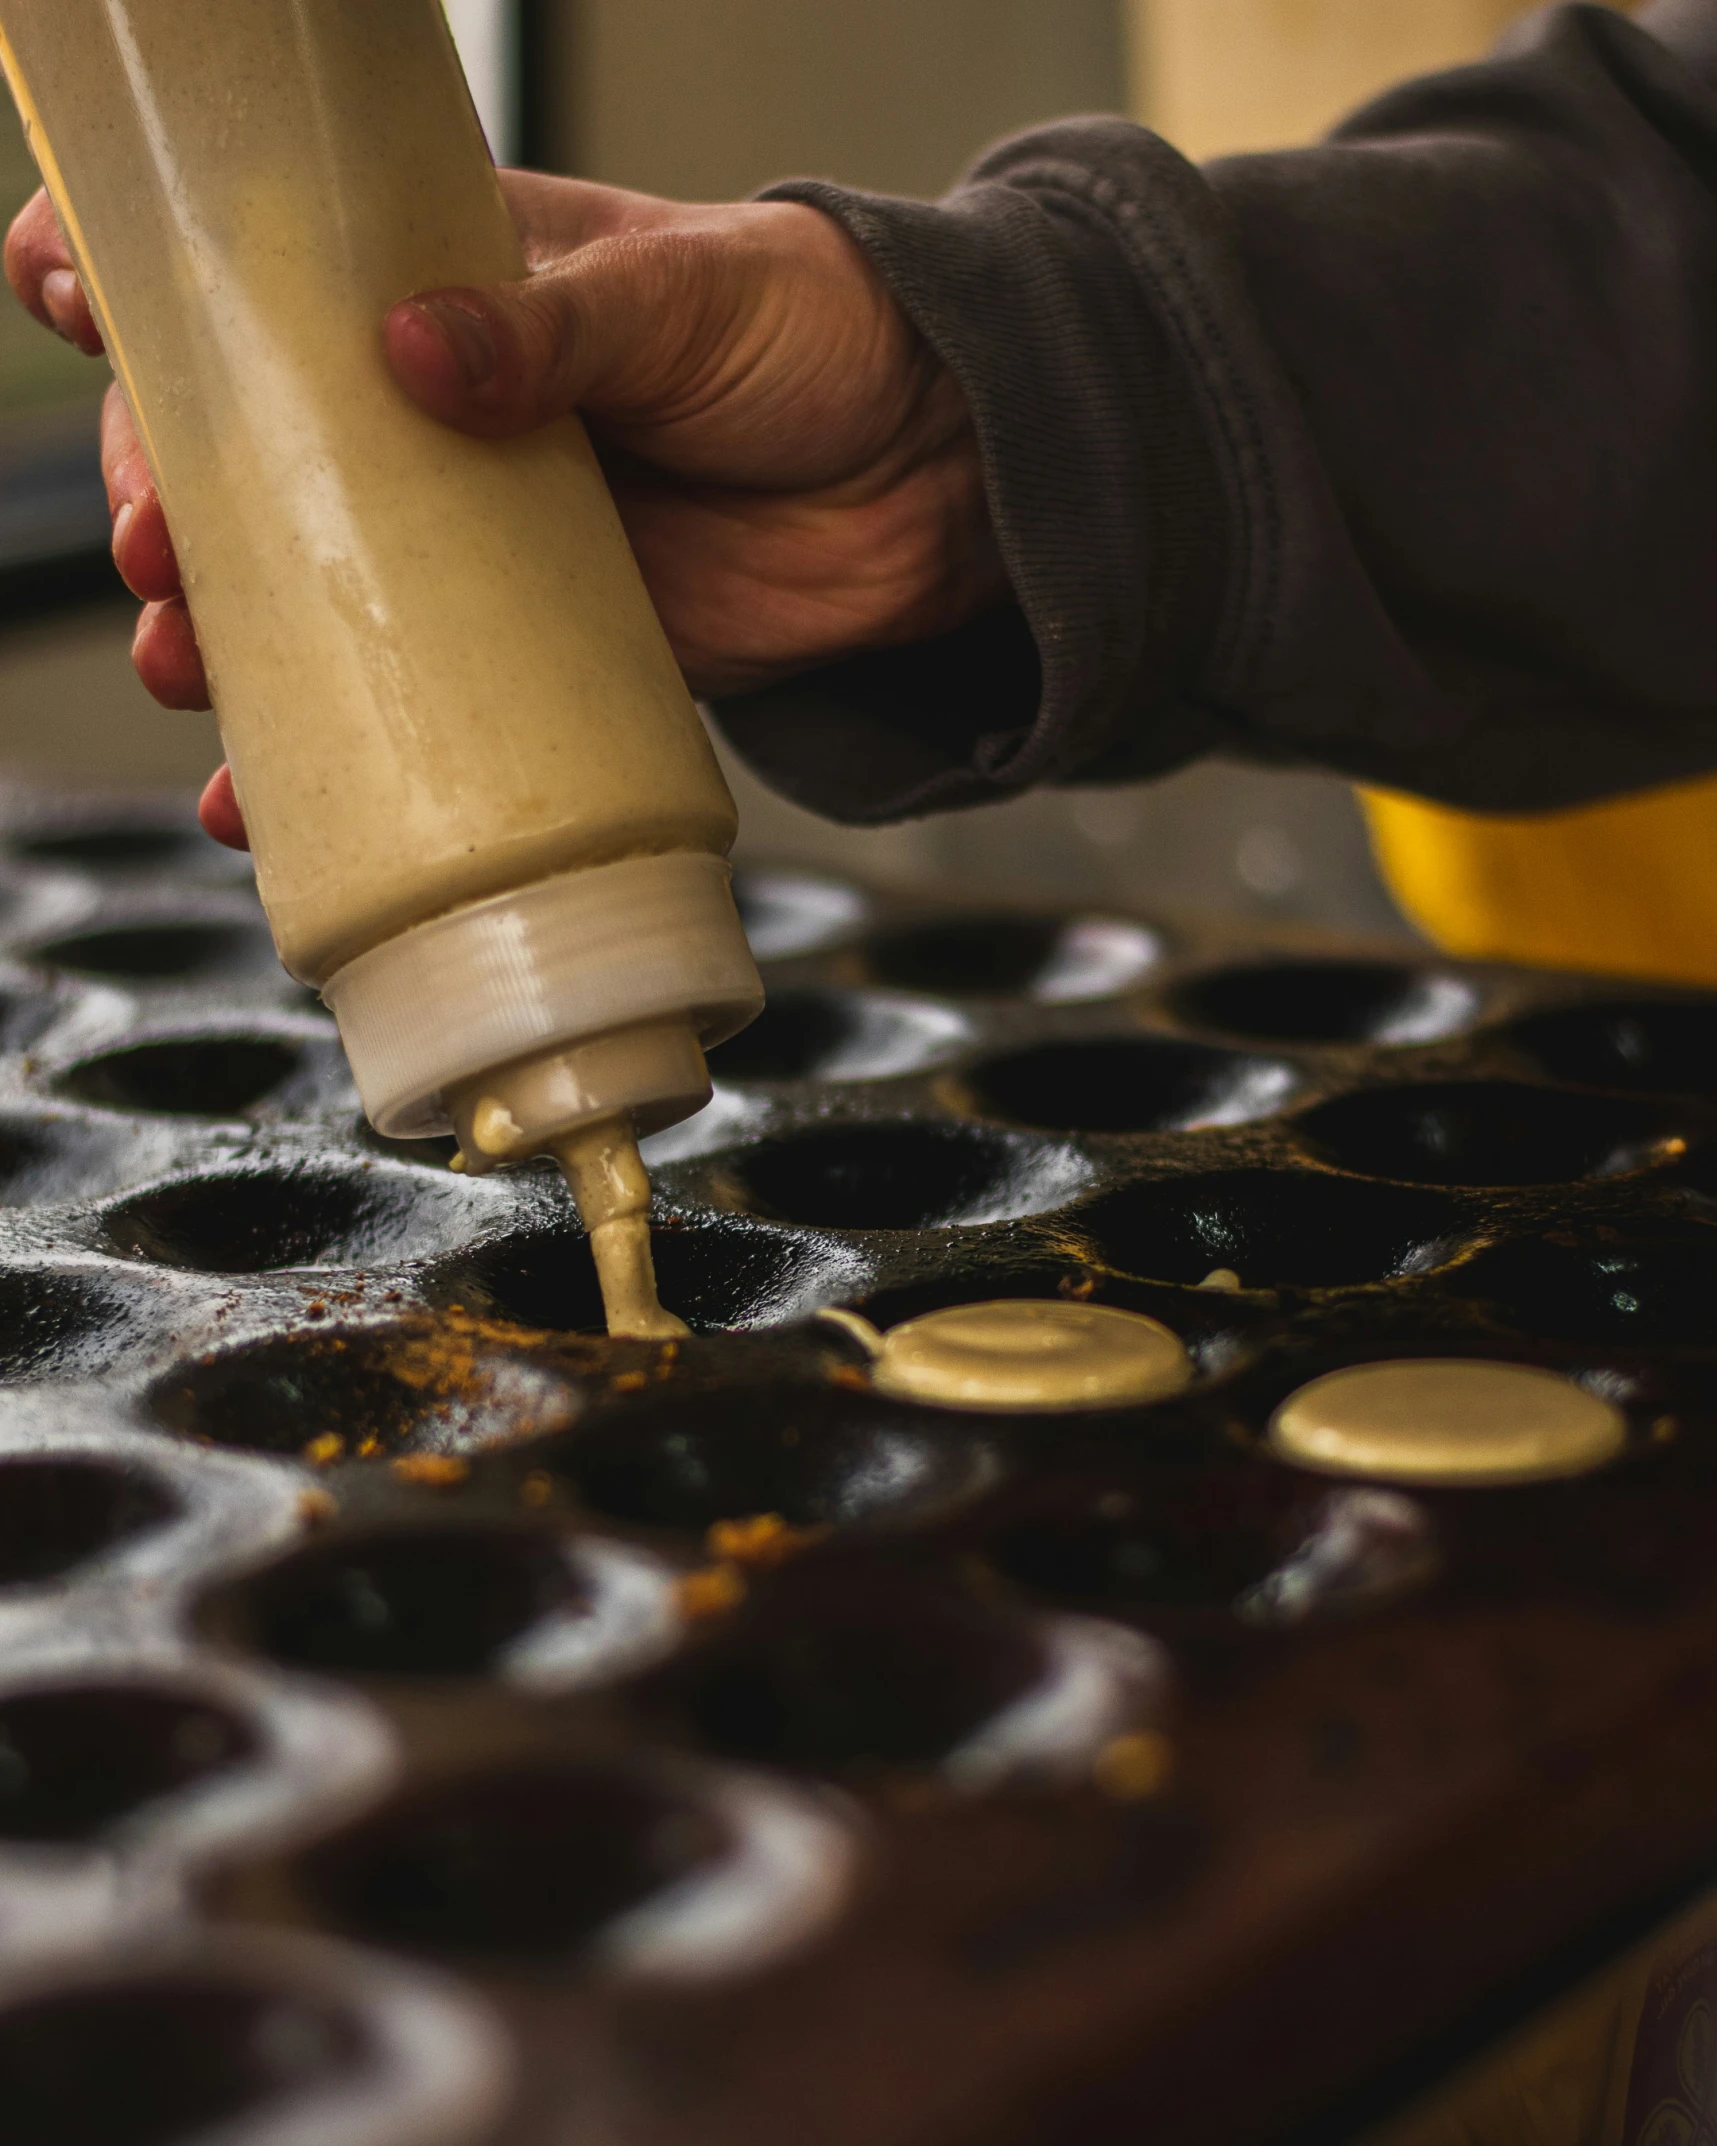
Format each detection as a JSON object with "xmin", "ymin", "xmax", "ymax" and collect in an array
[{"xmin": 384, "ymin": 255, "xmax": 672, "ymax": 440}]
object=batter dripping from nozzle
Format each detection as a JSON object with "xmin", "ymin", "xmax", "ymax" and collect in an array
[
  {"xmin": 552, "ymin": 1117, "xmax": 690, "ymax": 1340},
  {"xmin": 451, "ymin": 1070, "xmax": 694, "ymax": 1340}
]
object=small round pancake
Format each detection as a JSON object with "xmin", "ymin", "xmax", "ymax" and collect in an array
[
  {"xmin": 871, "ymin": 1300, "xmax": 1193, "ymax": 1413},
  {"xmin": 1269, "ymin": 1359, "xmax": 1626, "ymax": 1485}
]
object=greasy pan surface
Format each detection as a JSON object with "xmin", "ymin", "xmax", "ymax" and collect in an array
[{"xmin": 0, "ymin": 792, "xmax": 1714, "ymax": 2146}]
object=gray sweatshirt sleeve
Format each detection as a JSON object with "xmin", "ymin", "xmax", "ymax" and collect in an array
[{"xmin": 709, "ymin": 2, "xmax": 1717, "ymax": 821}]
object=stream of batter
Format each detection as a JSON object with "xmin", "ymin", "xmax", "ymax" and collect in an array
[{"xmin": 552, "ymin": 1117, "xmax": 690, "ymax": 1340}]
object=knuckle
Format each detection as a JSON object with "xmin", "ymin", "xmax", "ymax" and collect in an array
[
  {"xmin": 536, "ymin": 223, "xmax": 735, "ymax": 393},
  {"xmin": 509, "ymin": 276, "xmax": 587, "ymax": 410}
]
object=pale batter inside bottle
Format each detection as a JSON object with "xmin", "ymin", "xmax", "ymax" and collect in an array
[{"xmin": 0, "ymin": 0, "xmax": 763, "ymax": 1336}]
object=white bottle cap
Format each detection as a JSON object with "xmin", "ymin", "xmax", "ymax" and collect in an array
[{"xmin": 323, "ymin": 850, "xmax": 763, "ymax": 1143}]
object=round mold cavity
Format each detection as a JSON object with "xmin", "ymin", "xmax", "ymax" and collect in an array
[
  {"xmin": 57, "ymin": 1035, "xmax": 304, "ymax": 1116},
  {"xmin": 448, "ymin": 1214, "xmax": 825, "ymax": 1334},
  {"xmin": 0, "ymin": 1114, "xmax": 124, "ymax": 1206},
  {"xmin": 982, "ymin": 1476, "xmax": 1435, "ymax": 1626},
  {"xmin": 706, "ymin": 987, "xmax": 965, "ymax": 1084},
  {"xmin": 0, "ymin": 1458, "xmax": 178, "ymax": 1587},
  {"xmin": 1171, "ymin": 960, "xmax": 1478, "ymax": 1046},
  {"xmin": 0, "ymin": 1973, "xmax": 370, "ymax": 2146},
  {"xmin": 227, "ymin": 1524, "xmax": 584, "ymax": 1679},
  {"xmin": 727, "ymin": 1121, "xmax": 1084, "ymax": 1231},
  {"xmin": 849, "ymin": 1260, "xmax": 1110, "ymax": 1331},
  {"xmin": 546, "ymin": 1381, "xmax": 1004, "ymax": 1534},
  {"xmin": 31, "ymin": 920, "xmax": 276, "ymax": 982},
  {"xmin": 962, "ymin": 1037, "xmax": 1297, "ymax": 1135},
  {"xmin": 149, "ymin": 1323, "xmax": 574, "ymax": 1460},
  {"xmin": 1082, "ymin": 1170, "xmax": 1464, "ymax": 1291},
  {"xmin": 1293, "ymin": 1082, "xmax": 1670, "ymax": 1187},
  {"xmin": 0, "ymin": 1684, "xmax": 256, "ymax": 1844},
  {"xmin": 868, "ymin": 1301, "xmax": 1193, "ymax": 1414},
  {"xmin": 1503, "ymin": 998, "xmax": 1717, "ymax": 1097},
  {"xmin": 1448, "ymin": 1224, "xmax": 1717, "ymax": 1349},
  {"xmin": 300, "ymin": 1759, "xmax": 732, "ymax": 1966},
  {"xmin": 662, "ymin": 1562, "xmax": 1048, "ymax": 1772},
  {"xmin": 9, "ymin": 823, "xmax": 205, "ymax": 872},
  {"xmin": 1268, "ymin": 1360, "xmax": 1627, "ymax": 1486},
  {"xmin": 0, "ymin": 1270, "xmax": 134, "ymax": 1383},
  {"xmin": 862, "ymin": 912, "xmax": 1162, "ymax": 1003},
  {"xmin": 732, "ymin": 867, "xmax": 867, "ymax": 959},
  {"xmin": 843, "ymin": 1270, "xmax": 1258, "ymax": 1392},
  {"xmin": 104, "ymin": 1167, "xmax": 435, "ymax": 1274}
]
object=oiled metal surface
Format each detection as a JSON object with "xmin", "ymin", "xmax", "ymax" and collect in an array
[{"xmin": 4, "ymin": 793, "xmax": 1717, "ymax": 2146}]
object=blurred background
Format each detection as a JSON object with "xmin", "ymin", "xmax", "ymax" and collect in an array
[{"xmin": 0, "ymin": 1, "xmax": 1631, "ymax": 936}]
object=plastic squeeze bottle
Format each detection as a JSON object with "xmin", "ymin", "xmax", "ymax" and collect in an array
[{"xmin": 0, "ymin": 0, "xmax": 764, "ymax": 1337}]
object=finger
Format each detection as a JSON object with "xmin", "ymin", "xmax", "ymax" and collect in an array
[
  {"xmin": 102, "ymin": 386, "xmax": 182, "ymax": 602},
  {"xmin": 2, "ymin": 191, "xmax": 61, "ymax": 322},
  {"xmin": 388, "ymin": 173, "xmax": 678, "ymax": 433},
  {"xmin": 198, "ymin": 764, "xmax": 248, "ymax": 850},
  {"xmin": 3, "ymin": 189, "xmax": 102, "ymax": 353},
  {"xmin": 383, "ymin": 205, "xmax": 751, "ymax": 440},
  {"xmin": 132, "ymin": 598, "xmax": 211, "ymax": 710}
]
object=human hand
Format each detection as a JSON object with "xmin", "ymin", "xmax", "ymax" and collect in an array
[{"xmin": 4, "ymin": 173, "xmax": 1003, "ymax": 850}]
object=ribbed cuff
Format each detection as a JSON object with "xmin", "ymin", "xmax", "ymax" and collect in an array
[{"xmin": 708, "ymin": 120, "xmax": 1232, "ymax": 825}]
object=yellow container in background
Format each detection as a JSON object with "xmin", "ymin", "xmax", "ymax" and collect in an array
[{"xmin": 1362, "ymin": 782, "xmax": 1717, "ymax": 987}]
